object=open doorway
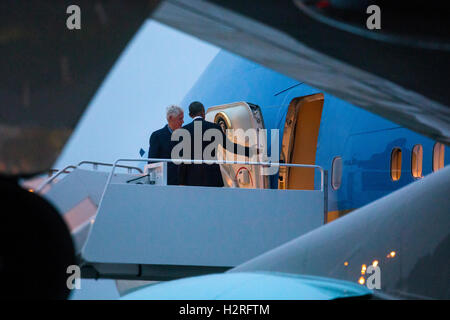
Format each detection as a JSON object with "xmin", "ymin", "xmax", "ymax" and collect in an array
[{"xmin": 279, "ymin": 93, "xmax": 324, "ymax": 190}]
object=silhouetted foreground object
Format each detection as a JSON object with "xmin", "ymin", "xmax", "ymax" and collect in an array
[{"xmin": 0, "ymin": 176, "xmax": 76, "ymax": 299}]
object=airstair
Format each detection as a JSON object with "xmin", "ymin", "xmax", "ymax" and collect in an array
[
  {"xmin": 34, "ymin": 161, "xmax": 143, "ymax": 253},
  {"xmin": 36, "ymin": 158, "xmax": 328, "ymax": 281}
]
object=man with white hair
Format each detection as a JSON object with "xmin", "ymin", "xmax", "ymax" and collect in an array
[{"xmin": 148, "ymin": 105, "xmax": 184, "ymax": 185}]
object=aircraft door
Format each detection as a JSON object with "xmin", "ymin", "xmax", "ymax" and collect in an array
[
  {"xmin": 279, "ymin": 93, "xmax": 324, "ymax": 190},
  {"xmin": 206, "ymin": 102, "xmax": 268, "ymax": 189}
]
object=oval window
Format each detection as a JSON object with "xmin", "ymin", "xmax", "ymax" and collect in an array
[
  {"xmin": 391, "ymin": 148, "xmax": 402, "ymax": 181},
  {"xmin": 331, "ymin": 156, "xmax": 343, "ymax": 190},
  {"xmin": 411, "ymin": 144, "xmax": 423, "ymax": 178},
  {"xmin": 432, "ymin": 142, "xmax": 445, "ymax": 172}
]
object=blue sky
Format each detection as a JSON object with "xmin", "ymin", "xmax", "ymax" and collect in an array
[
  {"xmin": 55, "ymin": 19, "xmax": 219, "ymax": 171},
  {"xmin": 63, "ymin": 19, "xmax": 219, "ymax": 299}
]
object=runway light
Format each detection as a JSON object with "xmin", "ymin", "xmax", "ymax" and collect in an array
[
  {"xmin": 387, "ymin": 251, "xmax": 396, "ymax": 258},
  {"xmin": 372, "ymin": 260, "xmax": 379, "ymax": 267},
  {"xmin": 361, "ymin": 264, "xmax": 367, "ymax": 275},
  {"xmin": 358, "ymin": 277, "xmax": 365, "ymax": 285}
]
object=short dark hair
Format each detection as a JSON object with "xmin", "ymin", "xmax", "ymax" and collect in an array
[{"xmin": 188, "ymin": 101, "xmax": 205, "ymax": 117}]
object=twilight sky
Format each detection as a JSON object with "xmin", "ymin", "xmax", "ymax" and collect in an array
[
  {"xmin": 64, "ymin": 19, "xmax": 219, "ymax": 299},
  {"xmin": 55, "ymin": 19, "xmax": 219, "ymax": 171}
]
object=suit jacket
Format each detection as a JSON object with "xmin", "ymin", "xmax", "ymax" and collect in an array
[
  {"xmin": 178, "ymin": 118, "xmax": 250, "ymax": 187},
  {"xmin": 148, "ymin": 125, "xmax": 179, "ymax": 185}
]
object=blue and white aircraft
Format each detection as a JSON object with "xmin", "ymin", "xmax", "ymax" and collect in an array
[
  {"xmin": 30, "ymin": 49, "xmax": 447, "ymax": 300},
  {"xmin": 114, "ymin": 49, "xmax": 449, "ymax": 300},
  {"xmin": 1, "ymin": 1, "xmax": 449, "ymax": 300}
]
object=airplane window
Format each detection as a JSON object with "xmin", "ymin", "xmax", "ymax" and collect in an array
[
  {"xmin": 331, "ymin": 156, "xmax": 342, "ymax": 190},
  {"xmin": 391, "ymin": 148, "xmax": 402, "ymax": 181},
  {"xmin": 432, "ymin": 142, "xmax": 445, "ymax": 172},
  {"xmin": 411, "ymin": 145, "xmax": 423, "ymax": 178}
]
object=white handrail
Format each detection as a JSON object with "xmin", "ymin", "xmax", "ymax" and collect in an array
[
  {"xmin": 108, "ymin": 157, "xmax": 325, "ymax": 189},
  {"xmin": 77, "ymin": 161, "xmax": 143, "ymax": 174},
  {"xmin": 35, "ymin": 161, "xmax": 144, "ymax": 194},
  {"xmin": 35, "ymin": 165, "xmax": 77, "ymax": 193}
]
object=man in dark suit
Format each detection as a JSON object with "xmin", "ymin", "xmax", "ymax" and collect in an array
[
  {"xmin": 178, "ymin": 101, "xmax": 254, "ymax": 187},
  {"xmin": 148, "ymin": 105, "xmax": 184, "ymax": 185}
]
